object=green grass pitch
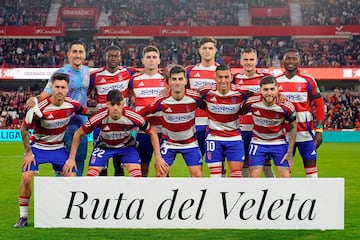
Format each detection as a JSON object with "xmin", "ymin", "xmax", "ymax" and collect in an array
[{"xmin": 0, "ymin": 142, "xmax": 359, "ymax": 240}]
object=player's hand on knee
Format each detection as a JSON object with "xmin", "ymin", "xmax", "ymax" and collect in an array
[
  {"xmin": 62, "ymin": 158, "xmax": 77, "ymax": 176},
  {"xmin": 22, "ymin": 152, "xmax": 36, "ymax": 172}
]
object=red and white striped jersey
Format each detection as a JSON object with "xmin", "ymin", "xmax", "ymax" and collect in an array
[
  {"xmin": 81, "ymin": 107, "xmax": 150, "ymax": 148},
  {"xmin": 27, "ymin": 97, "xmax": 87, "ymax": 150},
  {"xmin": 243, "ymin": 95, "xmax": 296, "ymax": 145},
  {"xmin": 129, "ymin": 72, "xmax": 167, "ymax": 133},
  {"xmin": 139, "ymin": 89, "xmax": 202, "ymax": 149},
  {"xmin": 199, "ymin": 84, "xmax": 248, "ymax": 141},
  {"xmin": 276, "ymin": 71, "xmax": 322, "ymax": 142},
  {"xmin": 89, "ymin": 66, "xmax": 135, "ymax": 108},
  {"xmin": 233, "ymin": 70, "xmax": 271, "ymax": 131},
  {"xmin": 186, "ymin": 63, "xmax": 218, "ymax": 125}
]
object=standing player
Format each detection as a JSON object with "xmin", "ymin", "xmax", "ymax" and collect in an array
[
  {"xmin": 186, "ymin": 37, "xmax": 218, "ymax": 157},
  {"xmin": 139, "ymin": 65, "xmax": 204, "ymax": 177},
  {"xmin": 27, "ymin": 40, "xmax": 90, "ymax": 176},
  {"xmin": 89, "ymin": 45, "xmax": 136, "ymax": 176},
  {"xmin": 243, "ymin": 76, "xmax": 297, "ymax": 178},
  {"xmin": 199, "ymin": 64, "xmax": 248, "ymax": 178},
  {"xmin": 64, "ymin": 90, "xmax": 167, "ymax": 177},
  {"xmin": 276, "ymin": 48, "xmax": 325, "ymax": 178},
  {"xmin": 233, "ymin": 48, "xmax": 275, "ymax": 177},
  {"xmin": 129, "ymin": 45, "xmax": 167, "ymax": 177},
  {"xmin": 14, "ymin": 73, "xmax": 90, "ymax": 228}
]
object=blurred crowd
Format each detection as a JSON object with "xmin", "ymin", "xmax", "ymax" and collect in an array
[
  {"xmin": 1, "ymin": 0, "xmax": 358, "ymax": 26},
  {"xmin": 323, "ymin": 88, "xmax": 360, "ymax": 129},
  {"xmin": 1, "ymin": 37, "xmax": 359, "ymax": 68},
  {"xmin": 1, "ymin": 85, "xmax": 359, "ymax": 130}
]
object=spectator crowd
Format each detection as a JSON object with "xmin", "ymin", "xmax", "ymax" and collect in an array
[
  {"xmin": 1, "ymin": 37, "xmax": 360, "ymax": 68},
  {"xmin": 1, "ymin": 0, "xmax": 359, "ymax": 27}
]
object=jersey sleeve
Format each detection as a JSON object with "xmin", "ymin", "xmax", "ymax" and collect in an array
[
  {"xmin": 124, "ymin": 108, "xmax": 151, "ymax": 133},
  {"xmin": 81, "ymin": 108, "xmax": 107, "ymax": 134},
  {"xmin": 282, "ymin": 101, "xmax": 297, "ymax": 122},
  {"xmin": 66, "ymin": 98, "xmax": 88, "ymax": 115},
  {"xmin": 302, "ymin": 74, "xmax": 325, "ymax": 122}
]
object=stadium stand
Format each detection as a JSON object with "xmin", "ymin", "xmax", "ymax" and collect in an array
[{"xmin": 1, "ymin": 37, "xmax": 359, "ymax": 68}]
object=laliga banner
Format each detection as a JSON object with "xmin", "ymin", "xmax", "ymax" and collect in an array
[{"xmin": 34, "ymin": 177, "xmax": 344, "ymax": 229}]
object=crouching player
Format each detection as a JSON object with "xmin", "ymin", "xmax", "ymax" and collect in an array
[
  {"xmin": 14, "ymin": 73, "xmax": 90, "ymax": 228},
  {"xmin": 242, "ymin": 76, "xmax": 297, "ymax": 177},
  {"xmin": 64, "ymin": 89, "xmax": 168, "ymax": 177}
]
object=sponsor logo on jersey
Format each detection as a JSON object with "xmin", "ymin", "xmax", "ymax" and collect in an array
[
  {"xmin": 101, "ymin": 131, "xmax": 129, "ymax": 139},
  {"xmin": 43, "ymin": 118, "xmax": 69, "ymax": 128},
  {"xmin": 166, "ymin": 114, "xmax": 193, "ymax": 122},
  {"xmin": 98, "ymin": 82, "xmax": 127, "ymax": 94},
  {"xmin": 284, "ymin": 92, "xmax": 307, "ymax": 102},
  {"xmin": 139, "ymin": 88, "xmax": 163, "ymax": 96},
  {"xmin": 192, "ymin": 80, "xmax": 215, "ymax": 88},
  {"xmin": 209, "ymin": 105, "xmax": 236, "ymax": 113},
  {"xmin": 253, "ymin": 117, "xmax": 278, "ymax": 126}
]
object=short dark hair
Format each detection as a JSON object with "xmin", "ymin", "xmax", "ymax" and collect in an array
[
  {"xmin": 215, "ymin": 63, "xmax": 231, "ymax": 72},
  {"xmin": 69, "ymin": 40, "xmax": 86, "ymax": 51},
  {"xmin": 241, "ymin": 47, "xmax": 257, "ymax": 57},
  {"xmin": 169, "ymin": 65, "xmax": 186, "ymax": 77},
  {"xmin": 105, "ymin": 45, "xmax": 121, "ymax": 53},
  {"xmin": 106, "ymin": 89, "xmax": 123, "ymax": 103},
  {"xmin": 283, "ymin": 48, "xmax": 300, "ymax": 61},
  {"xmin": 51, "ymin": 72, "xmax": 70, "ymax": 83},
  {"xmin": 142, "ymin": 45, "xmax": 160, "ymax": 57},
  {"xmin": 199, "ymin": 37, "xmax": 217, "ymax": 47},
  {"xmin": 260, "ymin": 76, "xmax": 277, "ymax": 86}
]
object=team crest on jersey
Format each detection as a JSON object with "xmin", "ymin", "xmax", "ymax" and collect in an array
[
  {"xmin": 100, "ymin": 78, "xmax": 106, "ymax": 83},
  {"xmin": 138, "ymin": 81, "xmax": 145, "ymax": 87},
  {"xmin": 194, "ymin": 72, "xmax": 201, "ymax": 78},
  {"xmin": 91, "ymin": 155, "xmax": 97, "ymax": 164},
  {"xmin": 207, "ymin": 151, "xmax": 212, "ymax": 160},
  {"xmin": 118, "ymin": 75, "xmax": 123, "ymax": 81},
  {"xmin": 297, "ymin": 83, "xmax": 302, "ymax": 92},
  {"xmin": 66, "ymin": 110, "xmax": 72, "ymax": 117},
  {"xmin": 232, "ymin": 97, "xmax": 237, "ymax": 103},
  {"xmin": 160, "ymin": 80, "xmax": 165, "ymax": 87},
  {"xmin": 186, "ymin": 105, "xmax": 191, "ymax": 112}
]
